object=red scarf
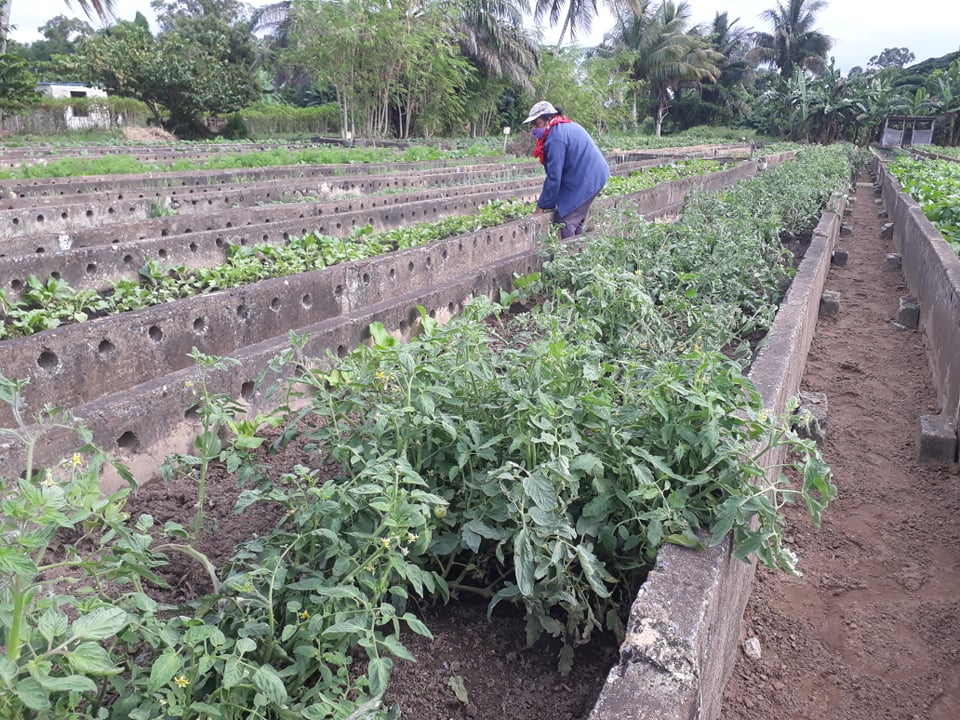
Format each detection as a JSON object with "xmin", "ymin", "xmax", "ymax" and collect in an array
[{"xmin": 533, "ymin": 116, "xmax": 571, "ymax": 164}]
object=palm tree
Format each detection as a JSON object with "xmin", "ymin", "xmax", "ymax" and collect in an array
[
  {"xmin": 750, "ymin": 0, "xmax": 832, "ymax": 79},
  {"xmin": 696, "ymin": 12, "xmax": 753, "ymax": 124},
  {"xmin": 605, "ymin": 0, "xmax": 722, "ymax": 135},
  {"xmin": 1, "ymin": 0, "xmax": 114, "ymax": 52}
]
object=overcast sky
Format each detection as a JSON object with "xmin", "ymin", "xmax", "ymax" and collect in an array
[{"xmin": 10, "ymin": 0, "xmax": 960, "ymax": 74}]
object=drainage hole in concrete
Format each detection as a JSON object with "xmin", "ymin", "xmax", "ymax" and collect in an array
[
  {"xmin": 301, "ymin": 293, "xmax": 313, "ymax": 309},
  {"xmin": 184, "ymin": 404, "xmax": 200, "ymax": 421},
  {"xmin": 240, "ymin": 381, "xmax": 255, "ymax": 401},
  {"xmin": 236, "ymin": 304, "xmax": 249, "ymax": 320},
  {"xmin": 37, "ymin": 350, "xmax": 59, "ymax": 372},
  {"xmin": 86, "ymin": 263, "xmax": 97, "ymax": 274},
  {"xmin": 408, "ymin": 261, "xmax": 415, "ymax": 273},
  {"xmin": 158, "ymin": 249, "xmax": 168, "ymax": 259},
  {"xmin": 149, "ymin": 325, "xmax": 163, "ymax": 342},
  {"xmin": 11, "ymin": 278, "xmax": 23, "ymax": 292},
  {"xmin": 50, "ymin": 271, "xmax": 61, "ymax": 280},
  {"xmin": 85, "ymin": 210, "xmax": 93, "ymax": 217},
  {"xmin": 193, "ymin": 317, "xmax": 206, "ymax": 334},
  {"xmin": 98, "ymin": 339, "xmax": 115, "ymax": 354},
  {"xmin": 189, "ymin": 242, "xmax": 198, "ymax": 253},
  {"xmin": 12, "ymin": 217, "xmax": 18, "ymax": 225},
  {"xmin": 270, "ymin": 297, "xmax": 281, "ymax": 312},
  {"xmin": 36, "ymin": 214, "xmax": 44, "ymax": 223},
  {"xmin": 108, "ymin": 207, "xmax": 115, "ymax": 215},
  {"xmin": 61, "ymin": 212, "xmax": 67, "ymax": 220},
  {"xmin": 116, "ymin": 431, "xmax": 140, "ymax": 452},
  {"xmin": 161, "ymin": 229, "xmax": 169, "ymax": 237},
  {"xmin": 123, "ymin": 255, "xmax": 134, "ymax": 264},
  {"xmin": 334, "ymin": 285, "xmax": 343, "ymax": 296},
  {"xmin": 336, "ymin": 344, "xmax": 347, "ymax": 358},
  {"xmin": 215, "ymin": 238, "xmax": 224, "ymax": 248},
  {"xmin": 425, "ymin": 257, "xmax": 432, "ymax": 269},
  {"xmin": 35, "ymin": 246, "xmax": 45, "ymax": 254},
  {"xmin": 442, "ymin": 249, "xmax": 448, "ymax": 260},
  {"xmin": 389, "ymin": 268, "xmax": 396, "ymax": 280},
  {"xmin": 362, "ymin": 273, "xmax": 370, "ymax": 285}
]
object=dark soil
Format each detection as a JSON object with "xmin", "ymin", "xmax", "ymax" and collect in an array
[
  {"xmin": 122, "ymin": 429, "xmax": 619, "ymax": 720},
  {"xmin": 720, "ymin": 177, "xmax": 960, "ymax": 719}
]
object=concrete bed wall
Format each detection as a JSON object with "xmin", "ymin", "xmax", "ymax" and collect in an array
[
  {"xmin": 0, "ymin": 155, "xmax": 779, "ymax": 485},
  {"xmin": 875, "ymin": 157, "xmax": 960, "ymax": 426},
  {"xmin": 587, "ymin": 187, "xmax": 845, "ymax": 720}
]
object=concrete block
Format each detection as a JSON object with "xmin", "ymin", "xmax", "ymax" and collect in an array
[
  {"xmin": 819, "ymin": 290, "xmax": 841, "ymax": 318},
  {"xmin": 874, "ymin": 198, "xmax": 883, "ymax": 205},
  {"xmin": 794, "ymin": 391, "xmax": 828, "ymax": 442},
  {"xmin": 831, "ymin": 248, "xmax": 848, "ymax": 267},
  {"xmin": 839, "ymin": 224, "xmax": 852, "ymax": 237},
  {"xmin": 881, "ymin": 222, "xmax": 894, "ymax": 239},
  {"xmin": 843, "ymin": 207, "xmax": 853, "ymax": 217},
  {"xmin": 877, "ymin": 210, "xmax": 888, "ymax": 219},
  {"xmin": 883, "ymin": 253, "xmax": 902, "ymax": 271},
  {"xmin": 917, "ymin": 415, "xmax": 958, "ymax": 463},
  {"xmin": 874, "ymin": 186, "xmax": 882, "ymax": 196},
  {"xmin": 846, "ymin": 196, "xmax": 857, "ymax": 205},
  {"xmin": 896, "ymin": 296, "xmax": 920, "ymax": 328}
]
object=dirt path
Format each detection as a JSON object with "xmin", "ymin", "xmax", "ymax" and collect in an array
[{"xmin": 720, "ymin": 176, "xmax": 960, "ymax": 719}]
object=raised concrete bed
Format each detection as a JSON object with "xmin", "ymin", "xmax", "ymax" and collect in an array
[
  {"xmin": 0, "ymin": 182, "xmax": 543, "ymax": 294},
  {"xmin": 589, "ymin": 187, "xmax": 846, "ymax": 720},
  {"xmin": 874, "ymin": 156, "xmax": 960, "ymax": 430},
  {"xmin": 0, "ymin": 158, "xmax": 716, "ymax": 299},
  {"xmin": 1, "ymin": 156, "xmax": 507, "ymax": 198},
  {"xmin": 0, "ymin": 156, "xmax": 780, "ymax": 483}
]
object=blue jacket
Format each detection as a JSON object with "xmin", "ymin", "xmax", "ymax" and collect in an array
[{"xmin": 536, "ymin": 122, "xmax": 610, "ymax": 217}]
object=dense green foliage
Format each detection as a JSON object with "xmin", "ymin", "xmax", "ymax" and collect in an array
[
  {"xmin": 5, "ymin": 0, "xmax": 959, "ymax": 144},
  {"xmin": 888, "ymin": 156, "xmax": 960, "ymax": 252}
]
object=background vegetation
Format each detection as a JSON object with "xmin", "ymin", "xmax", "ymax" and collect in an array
[{"xmin": 0, "ymin": 0, "xmax": 957, "ymax": 143}]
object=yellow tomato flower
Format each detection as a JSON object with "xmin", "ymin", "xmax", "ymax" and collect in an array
[
  {"xmin": 298, "ymin": 610, "xmax": 310, "ymax": 621},
  {"xmin": 406, "ymin": 532, "xmax": 419, "ymax": 543},
  {"xmin": 380, "ymin": 538, "xmax": 391, "ymax": 548},
  {"xmin": 72, "ymin": 453, "xmax": 83, "ymax": 467},
  {"xmin": 174, "ymin": 675, "xmax": 190, "ymax": 689}
]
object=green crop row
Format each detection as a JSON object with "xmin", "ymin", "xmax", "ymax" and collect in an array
[
  {"xmin": 0, "ymin": 160, "xmax": 722, "ymax": 341},
  {"xmin": 887, "ymin": 156, "xmax": 960, "ymax": 253}
]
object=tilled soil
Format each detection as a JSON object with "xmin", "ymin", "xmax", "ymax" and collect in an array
[{"xmin": 720, "ymin": 177, "xmax": 960, "ymax": 719}]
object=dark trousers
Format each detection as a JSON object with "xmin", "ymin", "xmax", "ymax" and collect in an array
[{"xmin": 552, "ymin": 193, "xmax": 599, "ymax": 239}]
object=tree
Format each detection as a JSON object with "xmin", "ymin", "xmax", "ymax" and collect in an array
[
  {"xmin": 0, "ymin": 53, "xmax": 39, "ymax": 120},
  {"xmin": 604, "ymin": 0, "xmax": 722, "ymax": 135},
  {"xmin": 868, "ymin": 47, "xmax": 915, "ymax": 70},
  {"xmin": 750, "ymin": 0, "xmax": 832, "ymax": 79},
  {"xmin": 77, "ymin": 0, "xmax": 260, "ymax": 137},
  {"xmin": 1, "ymin": 0, "xmax": 114, "ymax": 53}
]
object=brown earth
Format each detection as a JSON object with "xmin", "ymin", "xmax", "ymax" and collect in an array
[{"xmin": 720, "ymin": 176, "xmax": 960, "ymax": 719}]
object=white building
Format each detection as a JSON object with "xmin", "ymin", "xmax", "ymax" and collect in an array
[{"xmin": 36, "ymin": 82, "xmax": 112, "ymax": 130}]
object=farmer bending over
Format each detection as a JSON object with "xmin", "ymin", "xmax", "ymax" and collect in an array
[{"xmin": 523, "ymin": 100, "xmax": 610, "ymax": 239}]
